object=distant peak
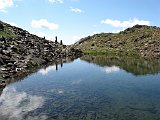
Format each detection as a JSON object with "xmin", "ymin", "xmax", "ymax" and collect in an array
[{"xmin": 120, "ymin": 24, "xmax": 160, "ymax": 34}]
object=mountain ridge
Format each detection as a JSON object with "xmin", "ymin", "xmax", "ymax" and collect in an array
[{"xmin": 74, "ymin": 24, "xmax": 160, "ymax": 58}]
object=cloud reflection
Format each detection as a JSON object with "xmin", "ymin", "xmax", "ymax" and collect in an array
[
  {"xmin": 71, "ymin": 79, "xmax": 82, "ymax": 85},
  {"xmin": 104, "ymin": 66, "xmax": 120, "ymax": 73},
  {"xmin": 0, "ymin": 87, "xmax": 45, "ymax": 120},
  {"xmin": 39, "ymin": 65, "xmax": 56, "ymax": 75}
]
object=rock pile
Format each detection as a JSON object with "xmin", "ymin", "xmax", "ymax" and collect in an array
[{"xmin": 0, "ymin": 21, "xmax": 82, "ymax": 81}]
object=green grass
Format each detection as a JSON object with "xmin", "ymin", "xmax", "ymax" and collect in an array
[
  {"xmin": 0, "ymin": 25, "xmax": 17, "ymax": 38},
  {"xmin": 74, "ymin": 25, "xmax": 160, "ymax": 58},
  {"xmin": 83, "ymin": 50, "xmax": 140, "ymax": 57}
]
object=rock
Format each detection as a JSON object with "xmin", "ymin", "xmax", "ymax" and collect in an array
[
  {"xmin": 15, "ymin": 67, "xmax": 23, "ymax": 71},
  {"xmin": 0, "ymin": 58, "xmax": 5, "ymax": 65},
  {"xmin": 2, "ymin": 75, "xmax": 10, "ymax": 79},
  {"xmin": 0, "ymin": 22, "xmax": 4, "ymax": 31},
  {"xmin": 0, "ymin": 80, "xmax": 6, "ymax": 88},
  {"xmin": 1, "ymin": 68, "xmax": 7, "ymax": 71},
  {"xmin": 0, "ymin": 37, "xmax": 6, "ymax": 43}
]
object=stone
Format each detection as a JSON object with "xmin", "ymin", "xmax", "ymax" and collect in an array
[
  {"xmin": 0, "ymin": 58, "xmax": 5, "ymax": 65},
  {"xmin": 2, "ymin": 75, "xmax": 10, "ymax": 79},
  {"xmin": 0, "ymin": 22, "xmax": 4, "ymax": 31},
  {"xmin": 0, "ymin": 80, "xmax": 6, "ymax": 88},
  {"xmin": 1, "ymin": 68, "xmax": 7, "ymax": 71}
]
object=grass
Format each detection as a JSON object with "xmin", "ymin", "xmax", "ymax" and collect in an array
[
  {"xmin": 74, "ymin": 25, "xmax": 160, "ymax": 58},
  {"xmin": 0, "ymin": 25, "xmax": 17, "ymax": 38},
  {"xmin": 83, "ymin": 50, "xmax": 140, "ymax": 57}
]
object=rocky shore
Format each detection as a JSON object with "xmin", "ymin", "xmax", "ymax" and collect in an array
[{"xmin": 0, "ymin": 21, "xmax": 82, "ymax": 86}]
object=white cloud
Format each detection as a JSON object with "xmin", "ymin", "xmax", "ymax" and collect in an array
[
  {"xmin": 0, "ymin": 0, "xmax": 13, "ymax": 12},
  {"xmin": 70, "ymin": 7, "xmax": 84, "ymax": 13},
  {"xmin": 104, "ymin": 66, "xmax": 120, "ymax": 73},
  {"xmin": 48, "ymin": 0, "xmax": 63, "ymax": 3},
  {"xmin": 31, "ymin": 19, "xmax": 59, "ymax": 30},
  {"xmin": 101, "ymin": 18, "xmax": 150, "ymax": 28},
  {"xmin": 0, "ymin": 0, "xmax": 22, "ymax": 12},
  {"xmin": 0, "ymin": 87, "xmax": 45, "ymax": 120}
]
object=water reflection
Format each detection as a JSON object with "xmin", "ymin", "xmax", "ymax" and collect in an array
[
  {"xmin": 81, "ymin": 55, "xmax": 160, "ymax": 75},
  {"xmin": 104, "ymin": 66, "xmax": 120, "ymax": 73},
  {"xmin": 0, "ymin": 57, "xmax": 74, "ymax": 86},
  {"xmin": 71, "ymin": 79, "xmax": 82, "ymax": 85},
  {"xmin": 0, "ymin": 87, "xmax": 45, "ymax": 120},
  {"xmin": 0, "ymin": 56, "xmax": 160, "ymax": 120},
  {"xmin": 39, "ymin": 65, "xmax": 57, "ymax": 75},
  {"xmin": 39, "ymin": 62, "xmax": 65, "ymax": 75}
]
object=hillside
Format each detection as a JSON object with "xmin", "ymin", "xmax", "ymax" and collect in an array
[
  {"xmin": 0, "ymin": 21, "xmax": 81, "ymax": 80},
  {"xmin": 74, "ymin": 25, "xmax": 160, "ymax": 58}
]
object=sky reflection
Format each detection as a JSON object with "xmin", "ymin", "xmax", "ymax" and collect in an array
[
  {"xmin": 0, "ymin": 87, "xmax": 45, "ymax": 120},
  {"xmin": 38, "ymin": 65, "xmax": 56, "ymax": 75},
  {"xmin": 104, "ymin": 66, "xmax": 120, "ymax": 73}
]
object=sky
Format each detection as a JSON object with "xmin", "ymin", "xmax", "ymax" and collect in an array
[{"xmin": 0, "ymin": 0, "xmax": 160, "ymax": 45}]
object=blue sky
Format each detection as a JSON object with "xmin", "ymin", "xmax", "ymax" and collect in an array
[{"xmin": 0, "ymin": 0, "xmax": 160, "ymax": 45}]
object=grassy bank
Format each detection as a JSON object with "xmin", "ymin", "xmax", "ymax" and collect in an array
[{"xmin": 83, "ymin": 50, "xmax": 140, "ymax": 57}]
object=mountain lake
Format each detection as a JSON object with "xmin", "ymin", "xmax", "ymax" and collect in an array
[{"xmin": 0, "ymin": 55, "xmax": 160, "ymax": 120}]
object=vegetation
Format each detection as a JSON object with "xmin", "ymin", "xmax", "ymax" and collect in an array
[
  {"xmin": 84, "ymin": 50, "xmax": 139, "ymax": 57},
  {"xmin": 0, "ymin": 24, "xmax": 17, "ymax": 38},
  {"xmin": 74, "ymin": 25, "xmax": 160, "ymax": 58}
]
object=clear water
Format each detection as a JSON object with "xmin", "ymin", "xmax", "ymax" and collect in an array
[{"xmin": 0, "ymin": 56, "xmax": 160, "ymax": 120}]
